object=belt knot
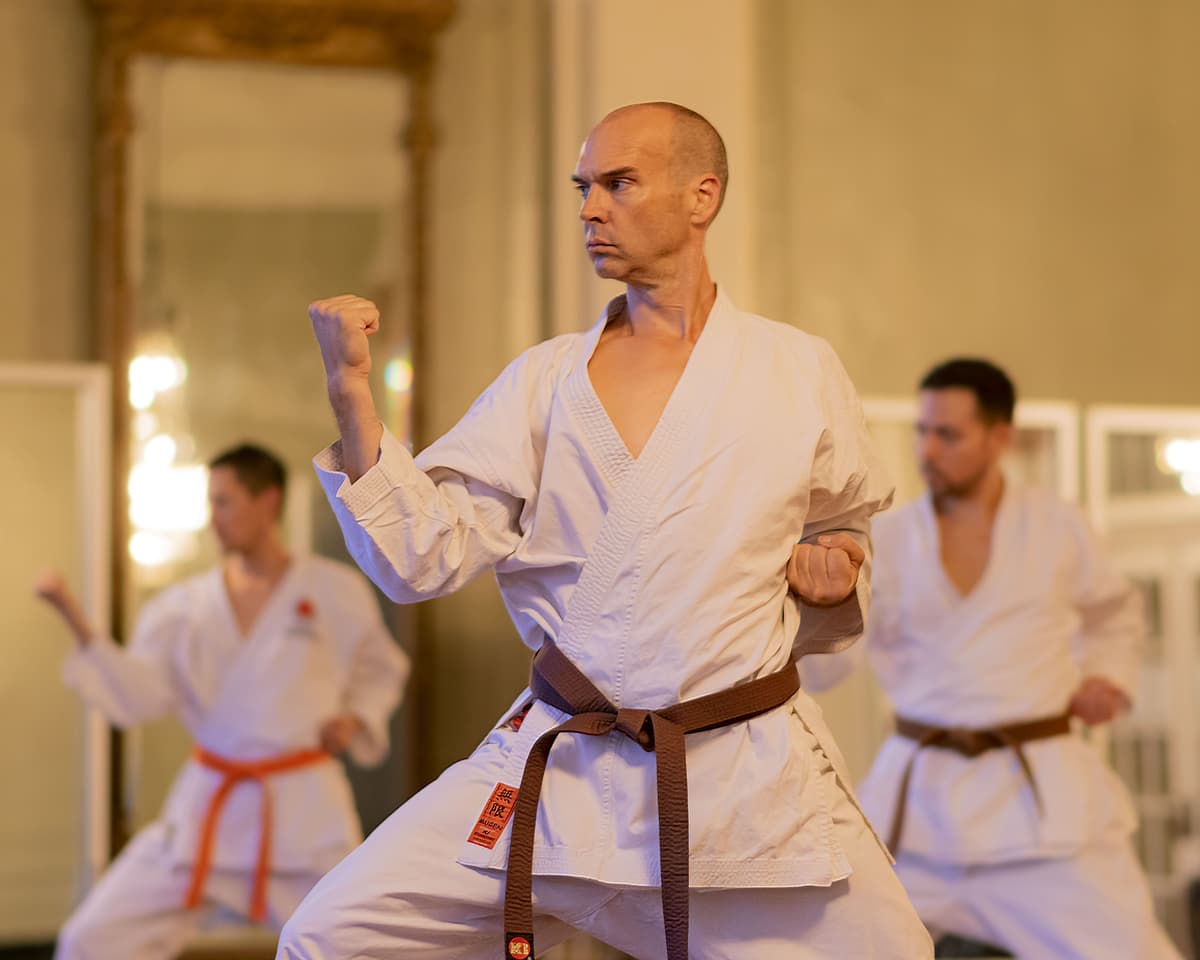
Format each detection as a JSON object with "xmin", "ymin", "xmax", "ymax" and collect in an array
[
  {"xmin": 941, "ymin": 727, "xmax": 1000, "ymax": 756},
  {"xmin": 613, "ymin": 708, "xmax": 657, "ymax": 750}
]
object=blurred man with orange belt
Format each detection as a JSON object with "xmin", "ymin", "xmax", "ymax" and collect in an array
[{"xmin": 36, "ymin": 443, "xmax": 408, "ymax": 959}]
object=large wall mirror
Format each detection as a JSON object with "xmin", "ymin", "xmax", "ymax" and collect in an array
[{"xmin": 88, "ymin": 0, "xmax": 453, "ymax": 861}]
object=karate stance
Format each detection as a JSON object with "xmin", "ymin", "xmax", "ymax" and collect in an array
[
  {"xmin": 36, "ymin": 443, "xmax": 409, "ymax": 960},
  {"xmin": 280, "ymin": 102, "xmax": 932, "ymax": 959},
  {"xmin": 807, "ymin": 359, "xmax": 1181, "ymax": 959}
]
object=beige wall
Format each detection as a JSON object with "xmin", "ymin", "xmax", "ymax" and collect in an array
[
  {"xmin": 753, "ymin": 0, "xmax": 1199, "ymax": 405},
  {"xmin": 0, "ymin": 0, "xmax": 91, "ymax": 363}
]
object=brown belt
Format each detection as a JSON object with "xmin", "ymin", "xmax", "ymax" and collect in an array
[
  {"xmin": 503, "ymin": 640, "xmax": 801, "ymax": 960},
  {"xmin": 888, "ymin": 712, "xmax": 1073, "ymax": 854}
]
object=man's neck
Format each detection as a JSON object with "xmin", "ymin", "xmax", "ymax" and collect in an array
[
  {"xmin": 933, "ymin": 468, "xmax": 1006, "ymax": 523},
  {"xmin": 228, "ymin": 536, "xmax": 290, "ymax": 583},
  {"xmin": 623, "ymin": 256, "xmax": 716, "ymax": 342}
]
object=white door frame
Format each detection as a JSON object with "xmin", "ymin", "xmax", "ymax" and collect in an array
[
  {"xmin": 1085, "ymin": 405, "xmax": 1200, "ymax": 534},
  {"xmin": 0, "ymin": 363, "xmax": 112, "ymax": 890},
  {"xmin": 1084, "ymin": 405, "xmax": 1200, "ymax": 849}
]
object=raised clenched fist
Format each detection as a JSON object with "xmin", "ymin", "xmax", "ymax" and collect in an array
[
  {"xmin": 33, "ymin": 569, "xmax": 95, "ymax": 646},
  {"xmin": 34, "ymin": 569, "xmax": 69, "ymax": 606},
  {"xmin": 308, "ymin": 295, "xmax": 381, "ymax": 388},
  {"xmin": 787, "ymin": 533, "xmax": 865, "ymax": 607}
]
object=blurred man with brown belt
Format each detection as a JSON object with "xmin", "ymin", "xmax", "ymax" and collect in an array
[{"xmin": 806, "ymin": 358, "xmax": 1181, "ymax": 959}]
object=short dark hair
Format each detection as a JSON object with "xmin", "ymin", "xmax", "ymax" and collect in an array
[
  {"xmin": 208, "ymin": 443, "xmax": 288, "ymax": 498},
  {"xmin": 919, "ymin": 358, "xmax": 1016, "ymax": 424}
]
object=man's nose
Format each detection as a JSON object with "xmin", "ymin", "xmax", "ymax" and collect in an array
[
  {"xmin": 579, "ymin": 187, "xmax": 607, "ymax": 222},
  {"xmin": 917, "ymin": 435, "xmax": 938, "ymax": 464}
]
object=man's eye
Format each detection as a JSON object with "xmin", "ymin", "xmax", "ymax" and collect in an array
[{"xmin": 575, "ymin": 183, "xmax": 589, "ymax": 197}]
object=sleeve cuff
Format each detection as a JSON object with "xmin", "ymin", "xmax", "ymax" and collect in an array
[
  {"xmin": 313, "ymin": 430, "xmax": 418, "ymax": 518},
  {"xmin": 346, "ymin": 713, "xmax": 389, "ymax": 768},
  {"xmin": 1082, "ymin": 656, "xmax": 1141, "ymax": 704},
  {"xmin": 61, "ymin": 633, "xmax": 118, "ymax": 687},
  {"xmin": 796, "ymin": 576, "xmax": 868, "ymax": 656}
]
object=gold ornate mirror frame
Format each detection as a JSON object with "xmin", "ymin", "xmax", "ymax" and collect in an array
[{"xmin": 87, "ymin": 0, "xmax": 454, "ymax": 839}]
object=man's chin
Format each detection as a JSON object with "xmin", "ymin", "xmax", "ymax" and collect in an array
[
  {"xmin": 926, "ymin": 477, "xmax": 975, "ymax": 499},
  {"xmin": 589, "ymin": 255, "xmax": 627, "ymax": 281},
  {"xmin": 923, "ymin": 474, "xmax": 951, "ymax": 498}
]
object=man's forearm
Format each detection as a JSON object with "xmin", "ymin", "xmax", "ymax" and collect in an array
[
  {"xmin": 329, "ymin": 377, "xmax": 385, "ymax": 483},
  {"xmin": 54, "ymin": 594, "xmax": 96, "ymax": 647}
]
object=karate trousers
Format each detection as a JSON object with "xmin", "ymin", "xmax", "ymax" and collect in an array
[
  {"xmin": 277, "ymin": 713, "xmax": 933, "ymax": 960},
  {"xmin": 55, "ymin": 821, "xmax": 324, "ymax": 960},
  {"xmin": 896, "ymin": 842, "xmax": 1184, "ymax": 960}
]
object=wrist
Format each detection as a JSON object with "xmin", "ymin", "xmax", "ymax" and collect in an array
[
  {"xmin": 802, "ymin": 590, "xmax": 858, "ymax": 609},
  {"xmin": 326, "ymin": 371, "xmax": 374, "ymax": 407},
  {"xmin": 71, "ymin": 622, "xmax": 96, "ymax": 647}
]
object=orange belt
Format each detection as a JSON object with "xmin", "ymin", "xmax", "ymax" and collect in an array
[{"xmin": 185, "ymin": 745, "xmax": 331, "ymax": 921}]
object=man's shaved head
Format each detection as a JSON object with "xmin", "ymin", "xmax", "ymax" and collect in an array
[
  {"xmin": 574, "ymin": 102, "xmax": 729, "ymax": 283},
  {"xmin": 601, "ymin": 102, "xmax": 729, "ymax": 217}
]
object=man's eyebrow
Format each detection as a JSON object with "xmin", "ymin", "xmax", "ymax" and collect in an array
[{"xmin": 571, "ymin": 166, "xmax": 638, "ymax": 186}]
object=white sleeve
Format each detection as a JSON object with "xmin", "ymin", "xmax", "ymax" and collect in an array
[
  {"xmin": 341, "ymin": 578, "xmax": 410, "ymax": 768},
  {"xmin": 61, "ymin": 593, "xmax": 178, "ymax": 728},
  {"xmin": 1067, "ymin": 507, "xmax": 1145, "ymax": 700},
  {"xmin": 314, "ymin": 349, "xmax": 547, "ymax": 604},
  {"xmin": 798, "ymin": 639, "xmax": 866, "ymax": 693},
  {"xmin": 799, "ymin": 515, "xmax": 899, "ymax": 692},
  {"xmin": 793, "ymin": 341, "xmax": 895, "ymax": 657}
]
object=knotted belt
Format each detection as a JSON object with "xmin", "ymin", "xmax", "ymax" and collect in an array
[
  {"xmin": 887, "ymin": 712, "xmax": 1072, "ymax": 854},
  {"xmin": 503, "ymin": 640, "xmax": 801, "ymax": 960},
  {"xmin": 185, "ymin": 745, "xmax": 331, "ymax": 921}
]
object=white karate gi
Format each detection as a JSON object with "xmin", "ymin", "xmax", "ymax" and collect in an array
[
  {"xmin": 278, "ymin": 290, "xmax": 933, "ymax": 959},
  {"xmin": 56, "ymin": 553, "xmax": 409, "ymax": 960},
  {"xmin": 810, "ymin": 484, "xmax": 1182, "ymax": 959}
]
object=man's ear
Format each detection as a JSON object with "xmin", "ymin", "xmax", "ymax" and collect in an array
[
  {"xmin": 691, "ymin": 173, "xmax": 722, "ymax": 227},
  {"xmin": 261, "ymin": 486, "xmax": 285, "ymax": 523},
  {"xmin": 990, "ymin": 420, "xmax": 1014, "ymax": 455}
]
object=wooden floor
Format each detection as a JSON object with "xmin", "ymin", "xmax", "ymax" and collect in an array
[
  {"xmin": 0, "ymin": 946, "xmax": 53, "ymax": 960},
  {"xmin": 0, "ymin": 935, "xmax": 635, "ymax": 959},
  {"xmin": 0, "ymin": 935, "xmax": 1019, "ymax": 959}
]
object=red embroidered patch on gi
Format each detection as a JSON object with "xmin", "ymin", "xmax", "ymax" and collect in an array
[
  {"xmin": 467, "ymin": 782, "xmax": 519, "ymax": 849},
  {"xmin": 507, "ymin": 935, "xmax": 532, "ymax": 958},
  {"xmin": 510, "ymin": 704, "xmax": 532, "ymax": 731},
  {"xmin": 296, "ymin": 598, "xmax": 315, "ymax": 619}
]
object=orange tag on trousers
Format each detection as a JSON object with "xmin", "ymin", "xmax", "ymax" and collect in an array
[{"xmin": 467, "ymin": 782, "xmax": 520, "ymax": 849}]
